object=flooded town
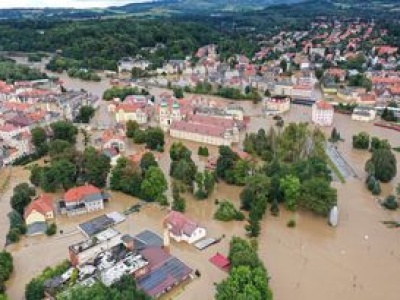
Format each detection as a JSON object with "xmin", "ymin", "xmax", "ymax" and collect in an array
[{"xmin": 0, "ymin": 6, "xmax": 400, "ymax": 300}]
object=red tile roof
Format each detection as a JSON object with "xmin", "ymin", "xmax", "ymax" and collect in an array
[
  {"xmin": 164, "ymin": 211, "xmax": 199, "ymax": 236},
  {"xmin": 24, "ymin": 194, "xmax": 53, "ymax": 219},
  {"xmin": 64, "ymin": 184, "xmax": 101, "ymax": 203},
  {"xmin": 315, "ymin": 100, "xmax": 333, "ymax": 110},
  {"xmin": 209, "ymin": 253, "xmax": 230, "ymax": 272}
]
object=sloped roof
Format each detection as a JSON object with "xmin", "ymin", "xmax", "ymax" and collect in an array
[
  {"xmin": 24, "ymin": 194, "xmax": 53, "ymax": 219},
  {"xmin": 64, "ymin": 184, "xmax": 101, "ymax": 203},
  {"xmin": 164, "ymin": 211, "xmax": 200, "ymax": 236}
]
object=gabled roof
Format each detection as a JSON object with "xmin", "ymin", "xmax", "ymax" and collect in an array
[
  {"xmin": 24, "ymin": 194, "xmax": 53, "ymax": 219},
  {"xmin": 315, "ymin": 100, "xmax": 333, "ymax": 110},
  {"xmin": 64, "ymin": 184, "xmax": 101, "ymax": 203},
  {"xmin": 164, "ymin": 211, "xmax": 200, "ymax": 236}
]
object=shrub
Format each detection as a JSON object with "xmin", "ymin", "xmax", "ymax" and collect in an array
[
  {"xmin": 6, "ymin": 229, "xmax": 20, "ymax": 243},
  {"xmin": 46, "ymin": 223, "xmax": 57, "ymax": 236},
  {"xmin": 382, "ymin": 195, "xmax": 398, "ymax": 210},
  {"xmin": 214, "ymin": 200, "xmax": 245, "ymax": 221},
  {"xmin": 287, "ymin": 219, "xmax": 296, "ymax": 228}
]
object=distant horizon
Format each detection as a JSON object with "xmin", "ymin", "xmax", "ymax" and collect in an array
[{"xmin": 0, "ymin": 0, "xmax": 151, "ymax": 9}]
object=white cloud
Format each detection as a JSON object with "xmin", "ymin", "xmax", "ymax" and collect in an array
[{"xmin": 0, "ymin": 0, "xmax": 148, "ymax": 9}]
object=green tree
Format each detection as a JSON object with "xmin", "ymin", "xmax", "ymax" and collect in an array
[
  {"xmin": 46, "ymin": 223, "xmax": 57, "ymax": 236},
  {"xmin": 75, "ymin": 105, "xmax": 95, "ymax": 123},
  {"xmin": 171, "ymin": 159, "xmax": 197, "ymax": 186},
  {"xmin": 172, "ymin": 182, "xmax": 186, "ymax": 212},
  {"xmin": 30, "ymin": 165, "xmax": 43, "ymax": 187},
  {"xmin": 299, "ymin": 178, "xmax": 337, "ymax": 216},
  {"xmin": 173, "ymin": 87, "xmax": 184, "ymax": 99},
  {"xmin": 50, "ymin": 121, "xmax": 78, "ymax": 144},
  {"xmin": 194, "ymin": 171, "xmax": 215, "ymax": 199},
  {"xmin": 110, "ymin": 157, "xmax": 142, "ymax": 197},
  {"xmin": 365, "ymin": 148, "xmax": 397, "ymax": 182},
  {"xmin": 216, "ymin": 146, "xmax": 240, "ymax": 182},
  {"xmin": 10, "ymin": 183, "xmax": 36, "ymax": 215},
  {"xmin": 352, "ymin": 132, "xmax": 370, "ymax": 149},
  {"xmin": 0, "ymin": 250, "xmax": 13, "ymax": 287},
  {"xmin": 141, "ymin": 166, "xmax": 167, "ymax": 202},
  {"xmin": 245, "ymin": 210, "xmax": 260, "ymax": 238},
  {"xmin": 232, "ymin": 159, "xmax": 253, "ymax": 186},
  {"xmin": 280, "ymin": 175, "xmax": 301, "ymax": 211},
  {"xmin": 82, "ymin": 147, "xmax": 111, "ymax": 188},
  {"xmin": 279, "ymin": 123, "xmax": 309, "ymax": 162},
  {"xmin": 382, "ymin": 195, "xmax": 398, "ymax": 210},
  {"xmin": 214, "ymin": 200, "xmax": 244, "ymax": 221},
  {"xmin": 240, "ymin": 174, "xmax": 270, "ymax": 211},
  {"xmin": 140, "ymin": 152, "xmax": 158, "ymax": 173},
  {"xmin": 197, "ymin": 146, "xmax": 209, "ymax": 157},
  {"xmin": 48, "ymin": 139, "xmax": 75, "ymax": 161},
  {"xmin": 370, "ymin": 137, "xmax": 391, "ymax": 151},
  {"xmin": 170, "ymin": 142, "xmax": 191, "ymax": 161},
  {"xmin": 145, "ymin": 127, "xmax": 164, "ymax": 150},
  {"xmin": 30, "ymin": 127, "xmax": 48, "ymax": 155},
  {"xmin": 126, "ymin": 120, "xmax": 139, "ymax": 138},
  {"xmin": 51, "ymin": 159, "xmax": 77, "ymax": 190},
  {"xmin": 280, "ymin": 59, "xmax": 288, "ymax": 73},
  {"xmin": 216, "ymin": 266, "xmax": 272, "ymax": 300}
]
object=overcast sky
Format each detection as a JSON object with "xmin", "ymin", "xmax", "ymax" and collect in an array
[{"xmin": 0, "ymin": 0, "xmax": 148, "ymax": 9}]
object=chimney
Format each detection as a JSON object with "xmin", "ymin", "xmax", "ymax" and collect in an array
[
  {"xmin": 163, "ymin": 227, "xmax": 170, "ymax": 254},
  {"xmin": 122, "ymin": 234, "xmax": 135, "ymax": 251}
]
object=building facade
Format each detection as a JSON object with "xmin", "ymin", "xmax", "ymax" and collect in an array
[{"xmin": 312, "ymin": 100, "xmax": 334, "ymax": 126}]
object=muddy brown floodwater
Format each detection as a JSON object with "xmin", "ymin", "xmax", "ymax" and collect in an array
[{"xmin": 1, "ymin": 61, "xmax": 400, "ymax": 299}]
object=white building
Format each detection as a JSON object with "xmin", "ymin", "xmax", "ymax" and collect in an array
[
  {"xmin": 351, "ymin": 106, "xmax": 376, "ymax": 122},
  {"xmin": 159, "ymin": 101, "xmax": 183, "ymax": 131},
  {"xmin": 292, "ymin": 85, "xmax": 314, "ymax": 99},
  {"xmin": 312, "ymin": 100, "xmax": 334, "ymax": 126},
  {"xmin": 60, "ymin": 184, "xmax": 109, "ymax": 216},
  {"xmin": 265, "ymin": 97, "xmax": 291, "ymax": 114},
  {"xmin": 164, "ymin": 211, "xmax": 206, "ymax": 244}
]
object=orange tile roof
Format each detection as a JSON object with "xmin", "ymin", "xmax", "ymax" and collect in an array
[
  {"xmin": 24, "ymin": 194, "xmax": 53, "ymax": 219},
  {"xmin": 315, "ymin": 100, "xmax": 333, "ymax": 110},
  {"xmin": 64, "ymin": 184, "xmax": 101, "ymax": 203}
]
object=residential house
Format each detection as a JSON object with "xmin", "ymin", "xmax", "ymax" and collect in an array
[
  {"xmin": 273, "ymin": 81, "xmax": 293, "ymax": 97},
  {"xmin": 264, "ymin": 97, "xmax": 291, "ymax": 114},
  {"xmin": 59, "ymin": 184, "xmax": 109, "ymax": 216},
  {"xmin": 163, "ymin": 211, "xmax": 206, "ymax": 244},
  {"xmin": 100, "ymin": 129, "xmax": 126, "ymax": 152},
  {"xmin": 24, "ymin": 194, "xmax": 54, "ymax": 236},
  {"xmin": 108, "ymin": 101, "xmax": 149, "ymax": 124},
  {"xmin": 312, "ymin": 100, "xmax": 334, "ymax": 126},
  {"xmin": 292, "ymin": 85, "xmax": 314, "ymax": 100},
  {"xmin": 351, "ymin": 106, "xmax": 376, "ymax": 122}
]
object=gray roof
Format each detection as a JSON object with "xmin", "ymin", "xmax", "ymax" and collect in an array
[
  {"xmin": 83, "ymin": 193, "xmax": 105, "ymax": 203},
  {"xmin": 78, "ymin": 215, "xmax": 114, "ymax": 237},
  {"xmin": 27, "ymin": 221, "xmax": 48, "ymax": 236},
  {"xmin": 134, "ymin": 230, "xmax": 163, "ymax": 250}
]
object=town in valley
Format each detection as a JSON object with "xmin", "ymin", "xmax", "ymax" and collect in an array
[{"xmin": 0, "ymin": 1, "xmax": 400, "ymax": 300}]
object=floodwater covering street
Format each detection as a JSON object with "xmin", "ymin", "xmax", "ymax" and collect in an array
[{"xmin": 1, "ymin": 60, "xmax": 400, "ymax": 300}]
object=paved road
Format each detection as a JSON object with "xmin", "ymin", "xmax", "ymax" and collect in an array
[{"xmin": 326, "ymin": 142, "xmax": 358, "ymax": 180}]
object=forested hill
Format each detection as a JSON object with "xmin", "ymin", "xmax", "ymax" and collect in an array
[{"xmin": 0, "ymin": 0, "xmax": 304, "ymax": 20}]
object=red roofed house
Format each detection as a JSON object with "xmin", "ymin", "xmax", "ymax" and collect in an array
[
  {"xmin": 24, "ymin": 194, "xmax": 54, "ymax": 235},
  {"xmin": 312, "ymin": 100, "xmax": 334, "ymax": 126},
  {"xmin": 163, "ymin": 211, "xmax": 206, "ymax": 244},
  {"xmin": 169, "ymin": 114, "xmax": 241, "ymax": 146},
  {"xmin": 108, "ymin": 100, "xmax": 149, "ymax": 124},
  {"xmin": 60, "ymin": 184, "xmax": 109, "ymax": 216},
  {"xmin": 377, "ymin": 46, "xmax": 398, "ymax": 56}
]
